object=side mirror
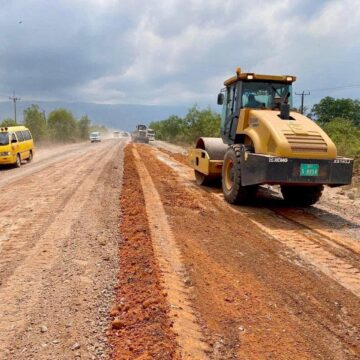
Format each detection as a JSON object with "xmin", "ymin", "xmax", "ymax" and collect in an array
[
  {"xmin": 217, "ymin": 93, "xmax": 224, "ymax": 105},
  {"xmin": 11, "ymin": 139, "xmax": 17, "ymax": 144}
]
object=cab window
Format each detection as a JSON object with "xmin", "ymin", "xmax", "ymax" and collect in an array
[
  {"xmin": 11, "ymin": 133, "xmax": 17, "ymax": 142},
  {"xmin": 16, "ymin": 131, "xmax": 24, "ymax": 142},
  {"xmin": 22, "ymin": 130, "xmax": 31, "ymax": 140},
  {"xmin": 221, "ymin": 85, "xmax": 237, "ymax": 128},
  {"xmin": 0, "ymin": 132, "xmax": 9, "ymax": 145},
  {"xmin": 220, "ymin": 89, "xmax": 228, "ymax": 129},
  {"xmin": 242, "ymin": 81, "xmax": 293, "ymax": 109}
]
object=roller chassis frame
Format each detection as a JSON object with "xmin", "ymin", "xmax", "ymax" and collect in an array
[
  {"xmin": 239, "ymin": 153, "xmax": 353, "ymax": 187},
  {"xmin": 189, "ymin": 147, "xmax": 353, "ymax": 188}
]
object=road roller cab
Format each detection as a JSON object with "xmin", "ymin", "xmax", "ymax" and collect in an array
[{"xmin": 189, "ymin": 68, "xmax": 354, "ymax": 206}]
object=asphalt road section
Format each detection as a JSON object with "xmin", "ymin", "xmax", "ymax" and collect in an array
[
  {"xmin": 0, "ymin": 139, "xmax": 126, "ymax": 359},
  {"xmin": 120, "ymin": 142, "xmax": 359, "ymax": 360}
]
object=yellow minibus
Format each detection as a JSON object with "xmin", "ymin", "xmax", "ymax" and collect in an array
[{"xmin": 0, "ymin": 126, "xmax": 34, "ymax": 167}]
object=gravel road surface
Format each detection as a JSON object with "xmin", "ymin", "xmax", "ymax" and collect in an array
[
  {"xmin": 1, "ymin": 139, "xmax": 359, "ymax": 360},
  {"xmin": 0, "ymin": 139, "xmax": 126, "ymax": 359}
]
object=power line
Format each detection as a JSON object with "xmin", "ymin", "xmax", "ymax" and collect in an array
[
  {"xmin": 307, "ymin": 84, "xmax": 360, "ymax": 92},
  {"xmin": 295, "ymin": 91, "xmax": 310, "ymax": 114}
]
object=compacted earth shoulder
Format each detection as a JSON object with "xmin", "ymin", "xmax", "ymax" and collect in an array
[{"xmin": 109, "ymin": 146, "xmax": 180, "ymax": 359}]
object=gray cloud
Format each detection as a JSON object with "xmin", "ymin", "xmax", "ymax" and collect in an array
[{"xmin": 0, "ymin": 0, "xmax": 359, "ymax": 108}]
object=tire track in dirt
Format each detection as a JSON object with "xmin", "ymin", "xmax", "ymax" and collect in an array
[
  {"xmin": 0, "ymin": 144, "xmax": 111, "ymax": 283},
  {"xmin": 271, "ymin": 207, "xmax": 360, "ymax": 255},
  {"xmin": 0, "ymin": 142, "xmax": 95, "ymax": 188},
  {"xmin": 231, "ymin": 206, "xmax": 360, "ymax": 298},
  {"xmin": 0, "ymin": 141, "xmax": 122, "ymax": 358}
]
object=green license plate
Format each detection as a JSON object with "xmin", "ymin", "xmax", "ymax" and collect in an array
[{"xmin": 300, "ymin": 163, "xmax": 319, "ymax": 176}]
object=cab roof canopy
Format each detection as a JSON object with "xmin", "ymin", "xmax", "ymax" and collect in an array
[{"xmin": 224, "ymin": 67, "xmax": 296, "ymax": 86}]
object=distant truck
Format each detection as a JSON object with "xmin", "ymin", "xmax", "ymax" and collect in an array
[
  {"xmin": 90, "ymin": 131, "xmax": 101, "ymax": 142},
  {"xmin": 131, "ymin": 125, "xmax": 149, "ymax": 144},
  {"xmin": 146, "ymin": 128, "xmax": 155, "ymax": 141}
]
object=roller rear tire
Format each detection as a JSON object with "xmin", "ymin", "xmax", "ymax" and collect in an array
[{"xmin": 281, "ymin": 185, "xmax": 324, "ymax": 206}]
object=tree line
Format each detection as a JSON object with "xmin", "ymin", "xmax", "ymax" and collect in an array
[
  {"xmin": 0, "ymin": 104, "xmax": 108, "ymax": 142},
  {"xmin": 149, "ymin": 105, "xmax": 221, "ymax": 144},
  {"xmin": 309, "ymin": 97, "xmax": 360, "ymax": 166}
]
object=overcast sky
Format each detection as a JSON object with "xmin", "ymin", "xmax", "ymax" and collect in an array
[{"xmin": 0, "ymin": 0, "xmax": 359, "ymax": 108}]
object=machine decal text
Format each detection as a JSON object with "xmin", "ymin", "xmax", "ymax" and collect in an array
[{"xmin": 269, "ymin": 158, "xmax": 288, "ymax": 163}]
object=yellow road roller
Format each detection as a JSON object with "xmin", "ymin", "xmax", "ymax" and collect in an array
[{"xmin": 189, "ymin": 67, "xmax": 354, "ymax": 206}]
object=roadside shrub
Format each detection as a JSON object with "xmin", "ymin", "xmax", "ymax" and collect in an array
[
  {"xmin": 321, "ymin": 118, "xmax": 360, "ymax": 168},
  {"xmin": 149, "ymin": 105, "xmax": 220, "ymax": 144}
]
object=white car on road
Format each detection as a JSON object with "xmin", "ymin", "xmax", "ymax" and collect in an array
[{"xmin": 90, "ymin": 132, "xmax": 101, "ymax": 143}]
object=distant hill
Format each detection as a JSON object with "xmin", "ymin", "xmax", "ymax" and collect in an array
[{"xmin": 0, "ymin": 101, "xmax": 188, "ymax": 131}]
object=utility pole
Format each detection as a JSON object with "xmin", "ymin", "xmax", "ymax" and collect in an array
[
  {"xmin": 9, "ymin": 91, "xmax": 21, "ymax": 123},
  {"xmin": 295, "ymin": 91, "xmax": 310, "ymax": 114},
  {"xmin": 42, "ymin": 110, "xmax": 47, "ymax": 126}
]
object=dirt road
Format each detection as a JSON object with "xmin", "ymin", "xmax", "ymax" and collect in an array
[
  {"xmin": 1, "ymin": 139, "xmax": 359, "ymax": 359},
  {"xmin": 0, "ymin": 139, "xmax": 126, "ymax": 359},
  {"xmin": 113, "ymin": 143, "xmax": 360, "ymax": 359}
]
